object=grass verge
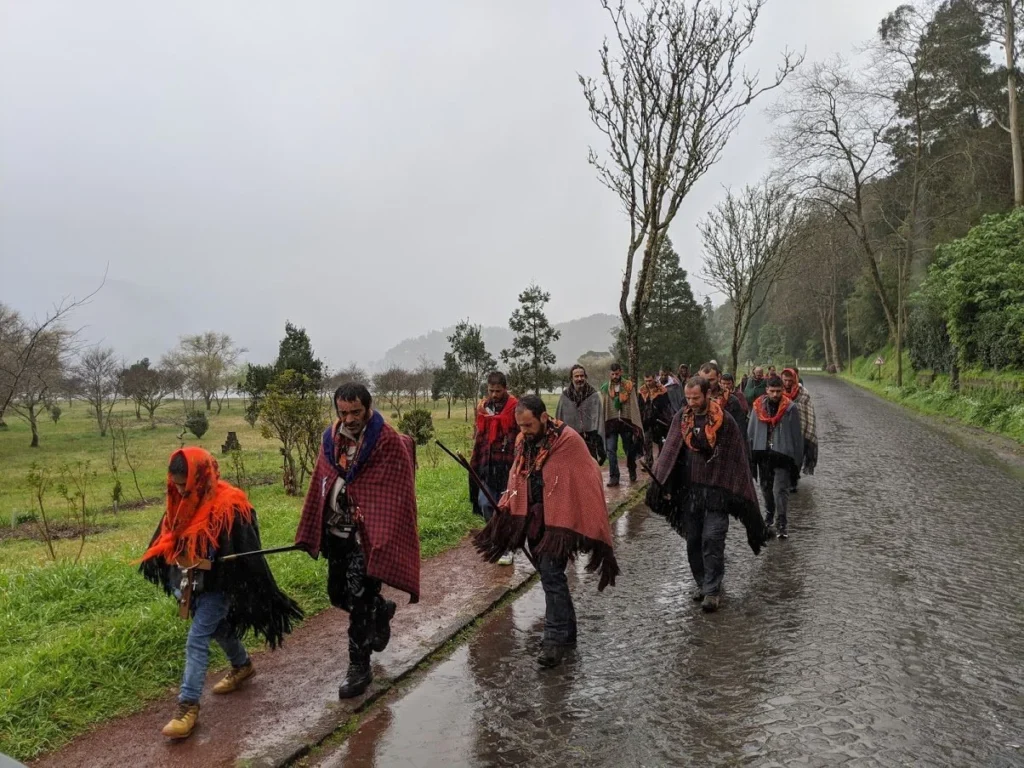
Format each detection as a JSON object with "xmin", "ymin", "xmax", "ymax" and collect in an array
[
  {"xmin": 841, "ymin": 347, "xmax": 1024, "ymax": 445},
  {"xmin": 0, "ymin": 404, "xmax": 482, "ymax": 762}
]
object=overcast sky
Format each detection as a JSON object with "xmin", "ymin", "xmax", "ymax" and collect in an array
[{"xmin": 1, "ymin": 0, "xmax": 896, "ymax": 368}]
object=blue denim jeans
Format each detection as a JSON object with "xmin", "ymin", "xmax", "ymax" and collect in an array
[
  {"xmin": 605, "ymin": 428, "xmax": 637, "ymax": 483},
  {"xmin": 538, "ymin": 555, "xmax": 577, "ymax": 647},
  {"xmin": 477, "ymin": 488, "xmax": 496, "ymax": 523},
  {"xmin": 179, "ymin": 591, "xmax": 250, "ymax": 704}
]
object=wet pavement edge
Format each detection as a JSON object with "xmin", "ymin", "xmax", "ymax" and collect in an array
[{"xmin": 257, "ymin": 484, "xmax": 649, "ymax": 768}]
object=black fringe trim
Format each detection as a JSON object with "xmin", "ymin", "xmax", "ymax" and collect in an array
[
  {"xmin": 472, "ymin": 510, "xmax": 528, "ymax": 564},
  {"xmin": 532, "ymin": 526, "xmax": 620, "ymax": 592}
]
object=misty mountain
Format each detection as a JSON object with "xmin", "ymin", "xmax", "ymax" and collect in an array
[{"xmin": 374, "ymin": 313, "xmax": 620, "ymax": 372}]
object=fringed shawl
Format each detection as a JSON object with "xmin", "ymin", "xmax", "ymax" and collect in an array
[{"xmin": 475, "ymin": 424, "xmax": 619, "ymax": 591}]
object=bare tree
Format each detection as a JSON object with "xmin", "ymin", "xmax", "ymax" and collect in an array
[
  {"xmin": 372, "ymin": 366, "xmax": 409, "ymax": 417},
  {"xmin": 871, "ymin": 4, "xmax": 966, "ymax": 385},
  {"xmin": 8, "ymin": 328, "xmax": 66, "ymax": 447},
  {"xmin": 170, "ymin": 332, "xmax": 245, "ymax": 412},
  {"xmin": 700, "ymin": 179, "xmax": 799, "ymax": 373},
  {"xmin": 324, "ymin": 363, "xmax": 369, "ymax": 394},
  {"xmin": 580, "ymin": 0, "xmax": 801, "ymax": 381},
  {"xmin": 0, "ymin": 277, "xmax": 103, "ymax": 420},
  {"xmin": 771, "ymin": 57, "xmax": 900, "ymax": 338},
  {"xmin": 74, "ymin": 347, "xmax": 121, "ymax": 436}
]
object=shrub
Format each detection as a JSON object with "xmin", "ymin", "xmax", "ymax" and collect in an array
[
  {"xmin": 48, "ymin": 405, "xmax": 62, "ymax": 425},
  {"xmin": 184, "ymin": 411, "xmax": 209, "ymax": 440},
  {"xmin": 398, "ymin": 408, "xmax": 435, "ymax": 446}
]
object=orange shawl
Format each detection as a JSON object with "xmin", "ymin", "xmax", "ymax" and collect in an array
[
  {"xmin": 682, "ymin": 398, "xmax": 724, "ymax": 451},
  {"xmin": 142, "ymin": 447, "xmax": 253, "ymax": 565},
  {"xmin": 639, "ymin": 382, "xmax": 668, "ymax": 401},
  {"xmin": 752, "ymin": 394, "xmax": 794, "ymax": 428}
]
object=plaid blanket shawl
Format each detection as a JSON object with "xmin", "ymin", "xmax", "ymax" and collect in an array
[
  {"xmin": 469, "ymin": 395, "xmax": 518, "ymax": 513},
  {"xmin": 474, "ymin": 425, "xmax": 619, "ymax": 591},
  {"xmin": 651, "ymin": 407, "xmax": 768, "ymax": 555},
  {"xmin": 295, "ymin": 412, "xmax": 421, "ymax": 602},
  {"xmin": 555, "ymin": 389, "xmax": 604, "ymax": 438}
]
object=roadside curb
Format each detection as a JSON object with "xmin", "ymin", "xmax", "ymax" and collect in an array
[{"xmin": 256, "ymin": 483, "xmax": 649, "ymax": 768}]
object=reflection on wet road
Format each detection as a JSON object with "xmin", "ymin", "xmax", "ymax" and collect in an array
[{"xmin": 314, "ymin": 377, "xmax": 1024, "ymax": 767}]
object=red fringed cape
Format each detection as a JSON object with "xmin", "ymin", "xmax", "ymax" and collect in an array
[
  {"xmin": 295, "ymin": 415, "xmax": 421, "ymax": 602},
  {"xmin": 469, "ymin": 396, "xmax": 518, "ymax": 514},
  {"xmin": 474, "ymin": 424, "xmax": 619, "ymax": 591}
]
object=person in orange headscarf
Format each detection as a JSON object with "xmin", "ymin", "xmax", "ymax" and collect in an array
[{"xmin": 141, "ymin": 447, "xmax": 302, "ymax": 740}]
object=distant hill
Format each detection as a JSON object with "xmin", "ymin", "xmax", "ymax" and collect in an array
[{"xmin": 374, "ymin": 313, "xmax": 620, "ymax": 371}]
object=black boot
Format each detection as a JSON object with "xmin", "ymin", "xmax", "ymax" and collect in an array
[
  {"xmin": 537, "ymin": 644, "xmax": 567, "ymax": 669},
  {"xmin": 338, "ymin": 661, "xmax": 373, "ymax": 699},
  {"xmin": 371, "ymin": 599, "xmax": 397, "ymax": 653}
]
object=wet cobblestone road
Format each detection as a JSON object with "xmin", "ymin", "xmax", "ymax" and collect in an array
[{"xmin": 315, "ymin": 377, "xmax": 1024, "ymax": 768}]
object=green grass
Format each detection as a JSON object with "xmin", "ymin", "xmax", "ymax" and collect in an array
[
  {"xmin": 0, "ymin": 398, "xmax": 484, "ymax": 761},
  {"xmin": 843, "ymin": 346, "xmax": 1024, "ymax": 444}
]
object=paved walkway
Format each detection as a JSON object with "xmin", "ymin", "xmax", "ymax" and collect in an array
[
  {"xmin": 314, "ymin": 377, "xmax": 1024, "ymax": 768},
  {"xmin": 32, "ymin": 472, "xmax": 639, "ymax": 767}
]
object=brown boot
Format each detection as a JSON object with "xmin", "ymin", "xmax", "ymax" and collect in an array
[
  {"xmin": 161, "ymin": 701, "xmax": 200, "ymax": 739},
  {"xmin": 213, "ymin": 660, "xmax": 255, "ymax": 694}
]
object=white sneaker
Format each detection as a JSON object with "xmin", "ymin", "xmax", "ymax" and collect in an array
[{"xmin": 497, "ymin": 552, "xmax": 515, "ymax": 566}]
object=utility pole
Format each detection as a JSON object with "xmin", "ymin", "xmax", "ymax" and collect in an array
[{"xmin": 846, "ymin": 303, "xmax": 852, "ymax": 371}]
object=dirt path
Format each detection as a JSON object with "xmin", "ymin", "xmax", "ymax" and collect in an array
[{"xmin": 32, "ymin": 470, "xmax": 637, "ymax": 768}]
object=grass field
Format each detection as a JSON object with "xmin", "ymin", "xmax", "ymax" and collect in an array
[{"xmin": 0, "ymin": 397, "xmax": 485, "ymax": 761}]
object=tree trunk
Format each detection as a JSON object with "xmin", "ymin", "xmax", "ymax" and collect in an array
[
  {"xmin": 730, "ymin": 309, "xmax": 744, "ymax": 376},
  {"xmin": 1007, "ymin": 0, "xmax": 1024, "ymax": 206},
  {"xmin": 819, "ymin": 313, "xmax": 832, "ymax": 370},
  {"xmin": 828, "ymin": 303, "xmax": 842, "ymax": 371},
  {"xmin": 29, "ymin": 408, "xmax": 40, "ymax": 448}
]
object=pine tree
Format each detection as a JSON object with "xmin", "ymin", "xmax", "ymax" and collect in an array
[
  {"xmin": 614, "ymin": 238, "xmax": 716, "ymax": 374},
  {"xmin": 500, "ymin": 284, "xmax": 562, "ymax": 395},
  {"xmin": 274, "ymin": 322, "xmax": 324, "ymax": 389}
]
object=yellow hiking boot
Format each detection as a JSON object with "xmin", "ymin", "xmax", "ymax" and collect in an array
[
  {"xmin": 213, "ymin": 661, "xmax": 255, "ymax": 695},
  {"xmin": 161, "ymin": 702, "xmax": 200, "ymax": 739}
]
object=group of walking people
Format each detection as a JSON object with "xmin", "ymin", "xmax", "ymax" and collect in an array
[{"xmin": 140, "ymin": 361, "xmax": 819, "ymax": 741}]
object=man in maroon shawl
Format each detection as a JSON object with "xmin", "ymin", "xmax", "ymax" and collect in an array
[
  {"xmin": 647, "ymin": 376, "xmax": 768, "ymax": 613},
  {"xmin": 295, "ymin": 383, "xmax": 420, "ymax": 699},
  {"xmin": 469, "ymin": 371, "xmax": 518, "ymax": 565},
  {"xmin": 475, "ymin": 395, "xmax": 618, "ymax": 668}
]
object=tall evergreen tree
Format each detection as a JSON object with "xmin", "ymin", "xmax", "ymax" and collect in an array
[
  {"xmin": 615, "ymin": 238, "xmax": 716, "ymax": 374},
  {"xmin": 500, "ymin": 284, "xmax": 561, "ymax": 395},
  {"xmin": 274, "ymin": 322, "xmax": 324, "ymax": 389}
]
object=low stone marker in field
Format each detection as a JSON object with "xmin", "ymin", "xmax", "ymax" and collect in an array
[{"xmin": 221, "ymin": 431, "xmax": 241, "ymax": 454}]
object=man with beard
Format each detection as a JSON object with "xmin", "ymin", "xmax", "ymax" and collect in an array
[
  {"xmin": 601, "ymin": 363, "xmax": 643, "ymax": 487},
  {"xmin": 296, "ymin": 383, "xmax": 420, "ymax": 699},
  {"xmin": 722, "ymin": 372, "xmax": 748, "ymax": 414},
  {"xmin": 475, "ymin": 395, "xmax": 618, "ymax": 668},
  {"xmin": 699, "ymin": 362, "xmax": 746, "ymax": 435},
  {"xmin": 748, "ymin": 376, "xmax": 803, "ymax": 539},
  {"xmin": 556, "ymin": 364, "xmax": 605, "ymax": 464},
  {"xmin": 639, "ymin": 372, "xmax": 673, "ymax": 464},
  {"xmin": 469, "ymin": 372, "xmax": 518, "ymax": 565},
  {"xmin": 677, "ymin": 363, "xmax": 691, "ymax": 386},
  {"xmin": 782, "ymin": 367, "xmax": 818, "ymax": 491},
  {"xmin": 660, "ymin": 367, "xmax": 684, "ymax": 412},
  {"xmin": 744, "ymin": 365, "xmax": 767, "ymax": 404},
  {"xmin": 646, "ymin": 377, "xmax": 768, "ymax": 612}
]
